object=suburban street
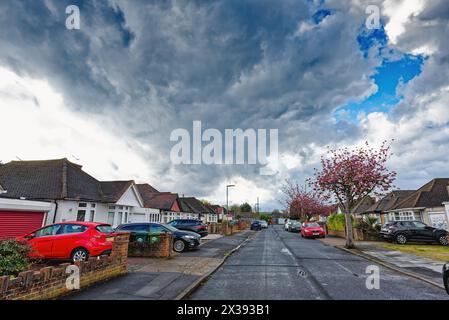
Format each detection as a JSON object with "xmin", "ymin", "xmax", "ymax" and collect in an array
[{"xmin": 190, "ymin": 226, "xmax": 449, "ymax": 300}]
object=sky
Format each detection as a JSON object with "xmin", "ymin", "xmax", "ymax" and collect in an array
[{"xmin": 1, "ymin": 0, "xmax": 449, "ymax": 211}]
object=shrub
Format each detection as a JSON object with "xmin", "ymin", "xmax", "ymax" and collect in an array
[
  {"xmin": 327, "ymin": 213, "xmax": 354, "ymax": 231},
  {"xmin": 0, "ymin": 240, "xmax": 32, "ymax": 277}
]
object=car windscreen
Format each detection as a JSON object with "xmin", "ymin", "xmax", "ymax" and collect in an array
[
  {"xmin": 305, "ymin": 223, "xmax": 320, "ymax": 228},
  {"xmin": 96, "ymin": 225, "xmax": 115, "ymax": 234}
]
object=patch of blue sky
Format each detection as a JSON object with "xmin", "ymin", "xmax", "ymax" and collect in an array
[{"xmin": 334, "ymin": 23, "xmax": 425, "ymax": 123}]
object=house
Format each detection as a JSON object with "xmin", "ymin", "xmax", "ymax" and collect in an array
[
  {"xmin": 136, "ymin": 184, "xmax": 182, "ymax": 223},
  {"xmin": 179, "ymin": 197, "xmax": 218, "ymax": 223},
  {"xmin": 0, "ymin": 159, "xmax": 154, "ymax": 235},
  {"xmin": 386, "ymin": 179, "xmax": 449, "ymax": 230},
  {"xmin": 360, "ymin": 190, "xmax": 415, "ymax": 225}
]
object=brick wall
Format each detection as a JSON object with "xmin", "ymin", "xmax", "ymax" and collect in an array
[
  {"xmin": 127, "ymin": 233, "xmax": 173, "ymax": 258},
  {"xmin": 0, "ymin": 233, "xmax": 129, "ymax": 300}
]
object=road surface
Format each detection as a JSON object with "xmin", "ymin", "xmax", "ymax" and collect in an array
[{"xmin": 189, "ymin": 225, "xmax": 449, "ymax": 300}]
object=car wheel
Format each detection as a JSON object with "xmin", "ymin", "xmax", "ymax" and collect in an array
[
  {"xmin": 71, "ymin": 248, "xmax": 89, "ymax": 262},
  {"xmin": 173, "ymin": 239, "xmax": 186, "ymax": 252},
  {"xmin": 438, "ymin": 234, "xmax": 448, "ymax": 246},
  {"xmin": 395, "ymin": 234, "xmax": 408, "ymax": 245}
]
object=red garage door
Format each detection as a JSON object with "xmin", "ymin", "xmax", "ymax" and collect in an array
[{"xmin": 0, "ymin": 211, "xmax": 46, "ymax": 240}]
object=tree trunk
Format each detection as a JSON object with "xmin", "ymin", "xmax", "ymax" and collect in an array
[{"xmin": 344, "ymin": 211, "xmax": 354, "ymax": 248}]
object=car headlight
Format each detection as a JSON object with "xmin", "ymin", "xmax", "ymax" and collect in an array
[
  {"xmin": 444, "ymin": 263, "xmax": 449, "ymax": 272},
  {"xmin": 183, "ymin": 235, "xmax": 197, "ymax": 240}
]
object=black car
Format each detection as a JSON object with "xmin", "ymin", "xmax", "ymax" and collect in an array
[
  {"xmin": 167, "ymin": 219, "xmax": 209, "ymax": 237},
  {"xmin": 444, "ymin": 263, "xmax": 449, "ymax": 295},
  {"xmin": 379, "ymin": 220, "xmax": 448, "ymax": 245},
  {"xmin": 116, "ymin": 223, "xmax": 201, "ymax": 252},
  {"xmin": 251, "ymin": 220, "xmax": 262, "ymax": 231},
  {"xmin": 288, "ymin": 220, "xmax": 301, "ymax": 232}
]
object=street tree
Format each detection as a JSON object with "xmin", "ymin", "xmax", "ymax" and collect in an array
[
  {"xmin": 240, "ymin": 202, "xmax": 252, "ymax": 213},
  {"xmin": 281, "ymin": 180, "xmax": 331, "ymax": 221},
  {"xmin": 311, "ymin": 141, "xmax": 396, "ymax": 248}
]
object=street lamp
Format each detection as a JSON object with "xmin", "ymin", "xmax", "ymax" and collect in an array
[{"xmin": 226, "ymin": 184, "xmax": 235, "ymax": 219}]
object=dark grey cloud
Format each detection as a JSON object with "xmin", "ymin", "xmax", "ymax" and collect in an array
[{"xmin": 0, "ymin": 0, "xmax": 393, "ymax": 209}]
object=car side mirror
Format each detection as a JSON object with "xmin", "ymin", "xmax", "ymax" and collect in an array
[{"xmin": 25, "ymin": 233, "xmax": 35, "ymax": 240}]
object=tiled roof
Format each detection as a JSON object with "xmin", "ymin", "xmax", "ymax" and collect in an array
[
  {"xmin": 100, "ymin": 181, "xmax": 134, "ymax": 202},
  {"xmin": 352, "ymin": 196, "xmax": 376, "ymax": 214},
  {"xmin": 137, "ymin": 187, "xmax": 179, "ymax": 210},
  {"xmin": 0, "ymin": 158, "xmax": 133, "ymax": 203},
  {"xmin": 390, "ymin": 179, "xmax": 449, "ymax": 210},
  {"xmin": 363, "ymin": 190, "xmax": 415, "ymax": 214},
  {"xmin": 179, "ymin": 197, "xmax": 214, "ymax": 214}
]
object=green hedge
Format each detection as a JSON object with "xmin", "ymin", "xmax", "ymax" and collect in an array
[
  {"xmin": 0, "ymin": 240, "xmax": 31, "ymax": 277},
  {"xmin": 327, "ymin": 214, "xmax": 354, "ymax": 231}
]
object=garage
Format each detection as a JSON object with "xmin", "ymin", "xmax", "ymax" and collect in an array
[
  {"xmin": 0, "ymin": 211, "xmax": 46, "ymax": 239},
  {"xmin": 0, "ymin": 198, "xmax": 54, "ymax": 240}
]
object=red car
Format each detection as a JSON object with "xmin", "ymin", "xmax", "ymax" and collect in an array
[
  {"xmin": 300, "ymin": 222, "xmax": 325, "ymax": 239},
  {"xmin": 18, "ymin": 222, "xmax": 116, "ymax": 262}
]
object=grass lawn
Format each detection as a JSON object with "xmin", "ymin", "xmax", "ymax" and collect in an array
[{"xmin": 376, "ymin": 242, "xmax": 449, "ymax": 262}]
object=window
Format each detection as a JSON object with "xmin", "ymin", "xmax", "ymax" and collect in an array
[
  {"xmin": 107, "ymin": 212, "xmax": 115, "ymax": 225},
  {"xmin": 78, "ymin": 203, "xmax": 87, "ymax": 208},
  {"xmin": 35, "ymin": 225, "xmax": 63, "ymax": 237},
  {"xmin": 389, "ymin": 211, "xmax": 417, "ymax": 222},
  {"xmin": 96, "ymin": 225, "xmax": 115, "ymax": 234},
  {"xmin": 77, "ymin": 210, "xmax": 86, "ymax": 221},
  {"xmin": 413, "ymin": 221, "xmax": 427, "ymax": 229},
  {"xmin": 119, "ymin": 224, "xmax": 149, "ymax": 232},
  {"xmin": 118, "ymin": 212, "xmax": 123, "ymax": 225},
  {"xmin": 150, "ymin": 224, "xmax": 169, "ymax": 234},
  {"xmin": 89, "ymin": 210, "xmax": 95, "ymax": 222},
  {"xmin": 91, "ymin": 203, "xmax": 96, "ymax": 208},
  {"xmin": 61, "ymin": 224, "xmax": 88, "ymax": 234},
  {"xmin": 108, "ymin": 205, "xmax": 116, "ymax": 210},
  {"xmin": 119, "ymin": 206, "xmax": 124, "ymax": 210},
  {"xmin": 124, "ymin": 212, "xmax": 128, "ymax": 224}
]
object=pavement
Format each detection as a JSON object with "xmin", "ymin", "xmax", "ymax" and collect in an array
[
  {"xmin": 189, "ymin": 225, "xmax": 449, "ymax": 300},
  {"xmin": 319, "ymin": 236, "xmax": 446, "ymax": 286},
  {"xmin": 63, "ymin": 230, "xmax": 252, "ymax": 300}
]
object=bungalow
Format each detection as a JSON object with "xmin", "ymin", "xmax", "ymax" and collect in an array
[
  {"xmin": 360, "ymin": 190, "xmax": 415, "ymax": 225},
  {"xmin": 179, "ymin": 197, "xmax": 210, "ymax": 222},
  {"xmin": 386, "ymin": 179, "xmax": 449, "ymax": 230},
  {"xmin": 0, "ymin": 159, "xmax": 155, "ymax": 234},
  {"xmin": 136, "ymin": 184, "xmax": 182, "ymax": 223}
]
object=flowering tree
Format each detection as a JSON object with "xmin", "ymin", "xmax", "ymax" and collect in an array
[
  {"xmin": 281, "ymin": 180, "xmax": 332, "ymax": 221},
  {"xmin": 311, "ymin": 141, "xmax": 396, "ymax": 248}
]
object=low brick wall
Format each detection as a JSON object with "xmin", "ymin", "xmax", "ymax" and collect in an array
[
  {"xmin": 327, "ymin": 229, "xmax": 346, "ymax": 238},
  {"xmin": 127, "ymin": 233, "xmax": 173, "ymax": 258},
  {"xmin": 0, "ymin": 233, "xmax": 129, "ymax": 300}
]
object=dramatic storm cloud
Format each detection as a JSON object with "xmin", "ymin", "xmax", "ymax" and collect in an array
[{"xmin": 0, "ymin": 0, "xmax": 448, "ymax": 210}]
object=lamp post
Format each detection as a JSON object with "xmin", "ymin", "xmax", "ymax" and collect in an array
[{"xmin": 226, "ymin": 184, "xmax": 235, "ymax": 220}]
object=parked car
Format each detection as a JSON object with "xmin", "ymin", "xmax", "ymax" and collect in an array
[
  {"xmin": 18, "ymin": 222, "xmax": 116, "ymax": 263},
  {"xmin": 167, "ymin": 219, "xmax": 209, "ymax": 238},
  {"xmin": 288, "ymin": 220, "xmax": 301, "ymax": 232},
  {"xmin": 251, "ymin": 220, "xmax": 262, "ymax": 231},
  {"xmin": 444, "ymin": 263, "xmax": 449, "ymax": 295},
  {"xmin": 116, "ymin": 222, "xmax": 201, "ymax": 252},
  {"xmin": 301, "ymin": 222, "xmax": 325, "ymax": 238},
  {"xmin": 260, "ymin": 220, "xmax": 268, "ymax": 229},
  {"xmin": 379, "ymin": 221, "xmax": 448, "ymax": 245}
]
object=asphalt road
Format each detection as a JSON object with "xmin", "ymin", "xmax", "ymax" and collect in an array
[{"xmin": 189, "ymin": 225, "xmax": 449, "ymax": 300}]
